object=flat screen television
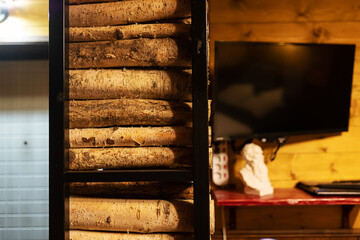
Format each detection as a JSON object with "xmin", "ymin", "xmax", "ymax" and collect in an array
[{"xmin": 214, "ymin": 41, "xmax": 355, "ymax": 141}]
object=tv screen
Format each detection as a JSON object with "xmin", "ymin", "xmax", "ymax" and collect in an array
[{"xmin": 214, "ymin": 41, "xmax": 355, "ymax": 141}]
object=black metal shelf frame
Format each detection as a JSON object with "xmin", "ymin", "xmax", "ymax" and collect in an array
[{"xmin": 49, "ymin": 0, "xmax": 209, "ymax": 239}]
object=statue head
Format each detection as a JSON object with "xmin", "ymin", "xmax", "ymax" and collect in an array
[{"xmin": 241, "ymin": 143, "xmax": 264, "ymax": 163}]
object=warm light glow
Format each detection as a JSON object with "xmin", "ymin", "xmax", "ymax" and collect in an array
[
  {"xmin": 0, "ymin": 0, "xmax": 48, "ymax": 42},
  {"xmin": 1, "ymin": 0, "xmax": 30, "ymax": 10},
  {"xmin": 0, "ymin": 4, "xmax": 9, "ymax": 23}
]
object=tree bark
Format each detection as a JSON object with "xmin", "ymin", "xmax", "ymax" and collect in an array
[
  {"xmin": 67, "ymin": 147, "xmax": 192, "ymax": 170},
  {"xmin": 66, "ymin": 99, "xmax": 193, "ymax": 128},
  {"xmin": 67, "ymin": 126, "xmax": 193, "ymax": 147},
  {"xmin": 67, "ymin": 23, "xmax": 191, "ymax": 42},
  {"xmin": 66, "ymin": 69, "xmax": 192, "ymax": 101},
  {"xmin": 69, "ymin": 231, "xmax": 193, "ymax": 240},
  {"xmin": 70, "ymin": 197, "xmax": 194, "ymax": 233},
  {"xmin": 67, "ymin": 38, "xmax": 191, "ymax": 69},
  {"xmin": 68, "ymin": 0, "xmax": 191, "ymax": 27},
  {"xmin": 67, "ymin": 0, "xmax": 119, "ymax": 4},
  {"xmin": 69, "ymin": 182, "xmax": 193, "ymax": 199}
]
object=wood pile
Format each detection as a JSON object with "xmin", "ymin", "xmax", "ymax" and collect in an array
[
  {"xmin": 65, "ymin": 0, "xmax": 213, "ymax": 170},
  {"xmin": 68, "ymin": 182, "xmax": 215, "ymax": 238},
  {"xmin": 66, "ymin": 0, "xmax": 213, "ymax": 238}
]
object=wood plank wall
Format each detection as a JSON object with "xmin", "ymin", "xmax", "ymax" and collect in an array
[{"xmin": 209, "ymin": 0, "xmax": 360, "ymax": 235}]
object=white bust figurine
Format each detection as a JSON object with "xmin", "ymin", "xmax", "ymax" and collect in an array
[{"xmin": 239, "ymin": 143, "xmax": 274, "ymax": 196}]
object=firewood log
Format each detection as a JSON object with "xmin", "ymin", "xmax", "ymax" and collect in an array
[
  {"xmin": 67, "ymin": 23, "xmax": 191, "ymax": 42},
  {"xmin": 67, "ymin": 38, "xmax": 191, "ymax": 69},
  {"xmin": 69, "ymin": 197, "xmax": 194, "ymax": 233},
  {"xmin": 67, "ymin": 126, "xmax": 212, "ymax": 148},
  {"xmin": 67, "ymin": 147, "xmax": 192, "ymax": 170},
  {"xmin": 68, "ymin": 0, "xmax": 191, "ymax": 27},
  {"xmin": 66, "ymin": 99, "xmax": 192, "ymax": 128},
  {"xmin": 66, "ymin": 69, "xmax": 192, "ymax": 101},
  {"xmin": 69, "ymin": 182, "xmax": 193, "ymax": 199},
  {"xmin": 67, "ymin": 0, "xmax": 118, "ymax": 4},
  {"xmin": 67, "ymin": 126, "xmax": 193, "ymax": 147},
  {"xmin": 67, "ymin": 147, "xmax": 213, "ymax": 170},
  {"xmin": 69, "ymin": 231, "xmax": 193, "ymax": 240}
]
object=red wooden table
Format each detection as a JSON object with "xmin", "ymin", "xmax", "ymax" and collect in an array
[
  {"xmin": 213, "ymin": 188, "xmax": 360, "ymax": 231},
  {"xmin": 213, "ymin": 188, "xmax": 360, "ymax": 206}
]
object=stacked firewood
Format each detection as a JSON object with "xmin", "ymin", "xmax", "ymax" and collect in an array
[
  {"xmin": 65, "ymin": 0, "xmax": 213, "ymax": 239},
  {"xmin": 68, "ymin": 181, "xmax": 216, "ymax": 239}
]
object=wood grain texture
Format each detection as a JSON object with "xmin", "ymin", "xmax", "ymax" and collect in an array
[
  {"xmin": 209, "ymin": 0, "xmax": 360, "ymax": 24},
  {"xmin": 210, "ymin": 22, "xmax": 360, "ymax": 75},
  {"xmin": 213, "ymin": 189, "xmax": 360, "ymax": 206},
  {"xmin": 267, "ymin": 152, "xmax": 360, "ymax": 186},
  {"xmin": 69, "ymin": 197, "xmax": 194, "ymax": 232},
  {"xmin": 275, "ymin": 129, "xmax": 360, "ymax": 154},
  {"xmin": 211, "ymin": 230, "xmax": 359, "ymax": 240},
  {"xmin": 66, "ymin": 69, "xmax": 192, "ymax": 101},
  {"xmin": 210, "ymin": 1, "xmax": 360, "ymax": 188},
  {"xmin": 234, "ymin": 205, "xmax": 342, "ymax": 230},
  {"xmin": 67, "ymin": 147, "xmax": 192, "ymax": 170},
  {"xmin": 67, "ymin": 126, "xmax": 194, "ymax": 147},
  {"xmin": 67, "ymin": 126, "xmax": 212, "ymax": 147},
  {"xmin": 68, "ymin": 0, "xmax": 191, "ymax": 27},
  {"xmin": 67, "ymin": 0, "xmax": 118, "ymax": 4},
  {"xmin": 70, "ymin": 197, "xmax": 215, "ymax": 233},
  {"xmin": 66, "ymin": 99, "xmax": 192, "ymax": 128},
  {"xmin": 67, "ymin": 147, "xmax": 213, "ymax": 170},
  {"xmin": 67, "ymin": 38, "xmax": 191, "ymax": 69},
  {"xmin": 210, "ymin": 22, "xmax": 360, "ymax": 44},
  {"xmin": 67, "ymin": 23, "xmax": 191, "ymax": 42},
  {"xmin": 210, "ymin": 0, "xmax": 360, "ymax": 233},
  {"xmin": 69, "ymin": 231, "xmax": 193, "ymax": 240}
]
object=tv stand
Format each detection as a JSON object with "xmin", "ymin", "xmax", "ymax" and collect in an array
[{"xmin": 213, "ymin": 188, "xmax": 360, "ymax": 227}]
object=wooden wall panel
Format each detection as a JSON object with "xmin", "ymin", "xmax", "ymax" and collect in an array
[
  {"xmin": 235, "ymin": 206, "xmax": 342, "ymax": 230},
  {"xmin": 210, "ymin": 0, "xmax": 360, "ymax": 187},
  {"xmin": 209, "ymin": 0, "xmax": 360, "ymax": 24},
  {"xmin": 211, "ymin": 22, "xmax": 360, "ymax": 44},
  {"xmin": 210, "ymin": 0, "xmax": 360, "ymax": 234},
  {"xmin": 210, "ymin": 22, "xmax": 360, "ymax": 76}
]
